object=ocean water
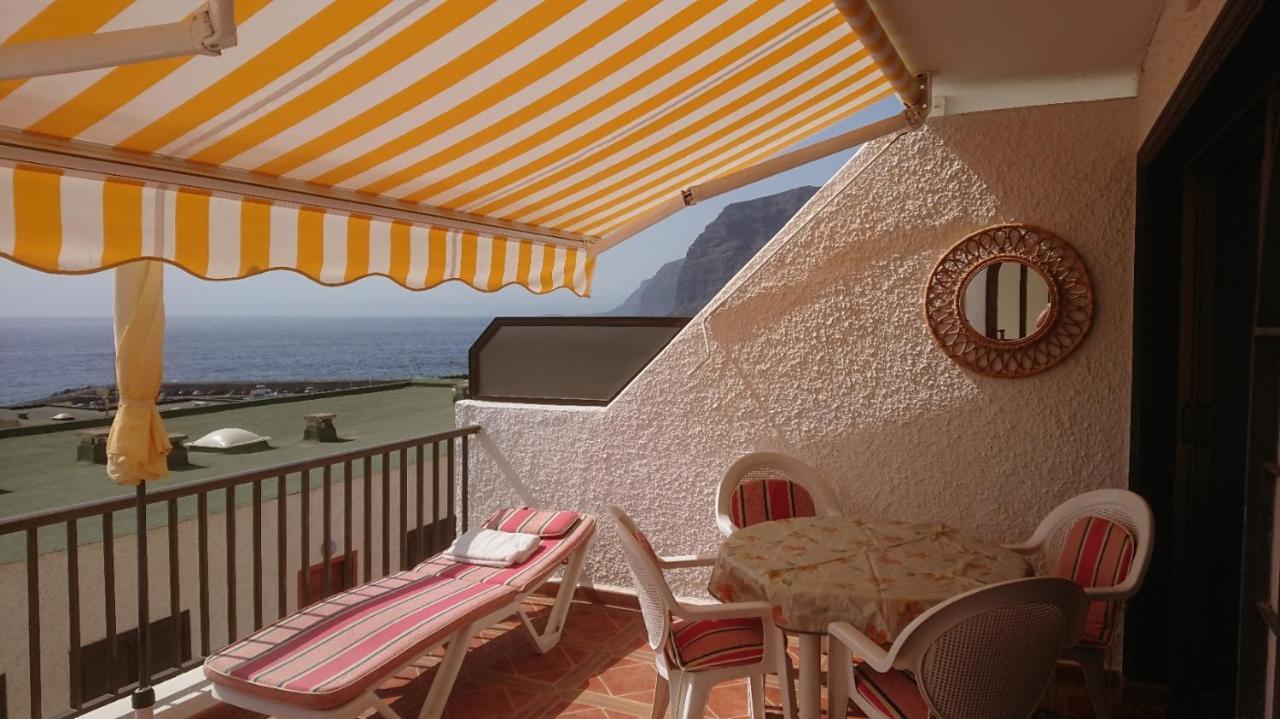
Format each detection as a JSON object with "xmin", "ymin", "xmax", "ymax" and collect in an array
[{"xmin": 0, "ymin": 316, "xmax": 492, "ymax": 405}]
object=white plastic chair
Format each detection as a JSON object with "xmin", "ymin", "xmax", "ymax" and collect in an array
[
  {"xmin": 827, "ymin": 577, "xmax": 1088, "ymax": 719},
  {"xmin": 715, "ymin": 452, "xmax": 840, "ymax": 536},
  {"xmin": 606, "ymin": 506, "xmax": 795, "ymax": 719},
  {"xmin": 1003, "ymin": 488, "xmax": 1154, "ymax": 719}
]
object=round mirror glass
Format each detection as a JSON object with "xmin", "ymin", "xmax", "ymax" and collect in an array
[{"xmin": 961, "ymin": 261, "xmax": 1052, "ymax": 342}]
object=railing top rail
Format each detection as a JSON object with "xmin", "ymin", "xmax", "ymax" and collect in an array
[{"xmin": 0, "ymin": 425, "xmax": 480, "ymax": 536}]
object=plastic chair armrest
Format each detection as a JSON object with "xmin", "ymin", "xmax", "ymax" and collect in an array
[
  {"xmin": 828, "ymin": 621, "xmax": 894, "ymax": 674},
  {"xmin": 1083, "ymin": 585, "xmax": 1134, "ymax": 602},
  {"xmin": 1001, "ymin": 540, "xmax": 1041, "ymax": 555},
  {"xmin": 658, "ymin": 552, "xmax": 717, "ymax": 569},
  {"xmin": 672, "ymin": 600, "xmax": 773, "ymax": 623}
]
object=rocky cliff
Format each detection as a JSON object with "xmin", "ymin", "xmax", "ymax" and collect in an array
[
  {"xmin": 607, "ymin": 186, "xmax": 818, "ymax": 316},
  {"xmin": 607, "ymin": 258, "xmax": 683, "ymax": 316}
]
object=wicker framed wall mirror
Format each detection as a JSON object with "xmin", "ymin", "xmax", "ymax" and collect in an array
[{"xmin": 925, "ymin": 224, "xmax": 1094, "ymax": 378}]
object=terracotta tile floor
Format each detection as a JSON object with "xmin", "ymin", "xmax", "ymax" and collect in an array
[{"xmin": 197, "ymin": 596, "xmax": 1165, "ymax": 719}]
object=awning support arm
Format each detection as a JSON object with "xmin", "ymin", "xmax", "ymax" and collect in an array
[
  {"xmin": 0, "ymin": 0, "xmax": 237, "ymax": 82},
  {"xmin": 598, "ymin": 74, "xmax": 928, "ymax": 253}
]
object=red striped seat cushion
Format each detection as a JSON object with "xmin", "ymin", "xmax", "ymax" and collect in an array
[
  {"xmin": 663, "ymin": 617, "xmax": 765, "ymax": 671},
  {"xmin": 853, "ymin": 665, "xmax": 927, "ymax": 719},
  {"xmin": 203, "ymin": 574, "xmax": 515, "ymax": 709},
  {"xmin": 1054, "ymin": 516, "xmax": 1136, "ymax": 646},
  {"xmin": 483, "ymin": 507, "xmax": 581, "ymax": 537},
  {"xmin": 416, "ymin": 514, "xmax": 596, "ymax": 593},
  {"xmin": 729, "ymin": 478, "xmax": 817, "ymax": 529}
]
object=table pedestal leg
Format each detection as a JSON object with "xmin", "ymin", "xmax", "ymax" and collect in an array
[{"xmin": 797, "ymin": 633, "xmax": 822, "ymax": 719}]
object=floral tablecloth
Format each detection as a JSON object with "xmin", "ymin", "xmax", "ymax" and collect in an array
[{"xmin": 708, "ymin": 516, "xmax": 1030, "ymax": 641}]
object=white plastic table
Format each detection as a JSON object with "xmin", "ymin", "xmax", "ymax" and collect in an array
[{"xmin": 709, "ymin": 516, "xmax": 1030, "ymax": 719}]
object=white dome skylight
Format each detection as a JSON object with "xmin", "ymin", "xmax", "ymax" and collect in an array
[{"xmin": 188, "ymin": 428, "xmax": 271, "ymax": 453}]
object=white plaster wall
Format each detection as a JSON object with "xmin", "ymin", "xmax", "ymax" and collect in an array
[
  {"xmin": 1133, "ymin": 0, "xmax": 1229, "ymax": 144},
  {"xmin": 459, "ymin": 97, "xmax": 1137, "ymax": 599},
  {"xmin": 455, "ymin": 3, "xmax": 1226, "ymax": 611}
]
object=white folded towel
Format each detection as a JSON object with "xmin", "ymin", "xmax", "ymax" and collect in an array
[{"xmin": 443, "ymin": 528, "xmax": 540, "ymax": 568}]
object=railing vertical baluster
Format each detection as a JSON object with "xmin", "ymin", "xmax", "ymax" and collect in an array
[
  {"xmin": 431, "ymin": 442, "xmax": 441, "ymax": 554},
  {"xmin": 197, "ymin": 493, "xmax": 210, "ymax": 657},
  {"xmin": 381, "ymin": 452, "xmax": 391, "ymax": 576},
  {"xmin": 103, "ymin": 511, "xmax": 118, "ymax": 693},
  {"xmin": 416, "ymin": 445, "xmax": 425, "ymax": 563},
  {"xmin": 252, "ymin": 480, "xmax": 263, "ymax": 630},
  {"xmin": 398, "ymin": 449, "xmax": 408, "ymax": 570},
  {"xmin": 166, "ymin": 499, "xmax": 180, "ymax": 668},
  {"xmin": 362, "ymin": 457, "xmax": 372, "ymax": 583},
  {"xmin": 67, "ymin": 519, "xmax": 81, "ymax": 710},
  {"xmin": 461, "ymin": 435, "xmax": 470, "ymax": 533},
  {"xmin": 322, "ymin": 465, "xmax": 333, "ymax": 600},
  {"xmin": 300, "ymin": 470, "xmax": 311, "ymax": 606},
  {"xmin": 27, "ymin": 528, "xmax": 42, "ymax": 719},
  {"xmin": 447, "ymin": 439, "xmax": 456, "ymax": 541},
  {"xmin": 343, "ymin": 461, "xmax": 353, "ymax": 590},
  {"xmin": 225, "ymin": 486, "xmax": 237, "ymax": 642},
  {"xmin": 277, "ymin": 475, "xmax": 287, "ymax": 617}
]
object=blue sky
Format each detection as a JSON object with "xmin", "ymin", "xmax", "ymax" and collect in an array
[{"xmin": 0, "ymin": 99, "xmax": 898, "ymax": 317}]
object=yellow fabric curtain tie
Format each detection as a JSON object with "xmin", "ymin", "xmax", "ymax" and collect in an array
[
  {"xmin": 107, "ymin": 260, "xmax": 171, "ymax": 486},
  {"xmin": 107, "ymin": 401, "xmax": 170, "ymax": 486}
]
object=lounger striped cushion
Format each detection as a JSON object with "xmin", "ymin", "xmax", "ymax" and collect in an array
[
  {"xmin": 483, "ymin": 507, "xmax": 581, "ymax": 537},
  {"xmin": 204, "ymin": 573, "xmax": 515, "ymax": 709},
  {"xmin": 1055, "ymin": 515, "xmax": 1135, "ymax": 646},
  {"xmin": 417, "ymin": 514, "xmax": 596, "ymax": 593},
  {"xmin": 728, "ymin": 477, "xmax": 817, "ymax": 529},
  {"xmin": 853, "ymin": 665, "xmax": 927, "ymax": 719},
  {"xmin": 663, "ymin": 616, "xmax": 765, "ymax": 671}
]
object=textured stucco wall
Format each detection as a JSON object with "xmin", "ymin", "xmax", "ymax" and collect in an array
[
  {"xmin": 459, "ymin": 97, "xmax": 1137, "ymax": 595},
  {"xmin": 456, "ymin": 3, "xmax": 1222, "ymax": 603}
]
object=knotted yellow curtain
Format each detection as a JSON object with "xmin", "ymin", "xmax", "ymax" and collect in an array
[{"xmin": 106, "ymin": 260, "xmax": 170, "ymax": 485}]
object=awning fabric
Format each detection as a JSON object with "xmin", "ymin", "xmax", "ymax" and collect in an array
[
  {"xmin": 0, "ymin": 0, "xmax": 905, "ymax": 295},
  {"xmin": 0, "ymin": 162, "xmax": 592, "ymax": 293}
]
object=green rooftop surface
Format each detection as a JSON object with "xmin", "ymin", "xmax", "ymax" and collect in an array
[{"xmin": 0, "ymin": 383, "xmax": 459, "ymax": 562}]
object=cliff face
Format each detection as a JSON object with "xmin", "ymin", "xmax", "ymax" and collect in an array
[
  {"xmin": 608, "ymin": 186, "xmax": 818, "ymax": 316},
  {"xmin": 608, "ymin": 258, "xmax": 683, "ymax": 316}
]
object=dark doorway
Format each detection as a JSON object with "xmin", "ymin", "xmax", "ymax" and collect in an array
[{"xmin": 1131, "ymin": 2, "xmax": 1280, "ymax": 717}]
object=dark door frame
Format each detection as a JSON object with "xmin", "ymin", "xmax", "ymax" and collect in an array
[{"xmin": 1130, "ymin": 1, "xmax": 1280, "ymax": 716}]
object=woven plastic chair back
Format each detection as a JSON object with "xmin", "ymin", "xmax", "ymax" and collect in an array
[
  {"xmin": 606, "ymin": 506, "xmax": 676, "ymax": 651},
  {"xmin": 889, "ymin": 577, "xmax": 1087, "ymax": 719}
]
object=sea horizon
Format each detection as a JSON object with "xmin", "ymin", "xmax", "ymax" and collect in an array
[{"xmin": 0, "ymin": 315, "xmax": 495, "ymax": 406}]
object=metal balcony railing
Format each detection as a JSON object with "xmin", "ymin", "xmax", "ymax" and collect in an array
[{"xmin": 0, "ymin": 425, "xmax": 479, "ymax": 719}]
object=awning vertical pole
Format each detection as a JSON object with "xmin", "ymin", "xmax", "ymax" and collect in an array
[{"xmin": 132, "ymin": 482, "xmax": 154, "ymax": 718}]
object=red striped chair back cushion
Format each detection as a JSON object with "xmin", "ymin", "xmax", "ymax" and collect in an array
[
  {"xmin": 1055, "ymin": 515, "xmax": 1135, "ymax": 645},
  {"xmin": 663, "ymin": 617, "xmax": 765, "ymax": 671},
  {"xmin": 729, "ymin": 475, "xmax": 817, "ymax": 529},
  {"xmin": 854, "ymin": 665, "xmax": 927, "ymax": 719},
  {"xmin": 483, "ymin": 507, "xmax": 580, "ymax": 537}
]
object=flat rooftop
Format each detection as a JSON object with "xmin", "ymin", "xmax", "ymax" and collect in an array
[{"xmin": 0, "ymin": 381, "xmax": 458, "ymax": 525}]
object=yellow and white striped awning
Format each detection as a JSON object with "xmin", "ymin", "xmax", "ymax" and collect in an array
[{"xmin": 0, "ymin": 0, "xmax": 914, "ymax": 296}]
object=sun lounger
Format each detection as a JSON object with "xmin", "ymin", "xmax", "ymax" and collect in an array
[{"xmin": 204, "ymin": 509, "xmax": 596, "ymax": 719}]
